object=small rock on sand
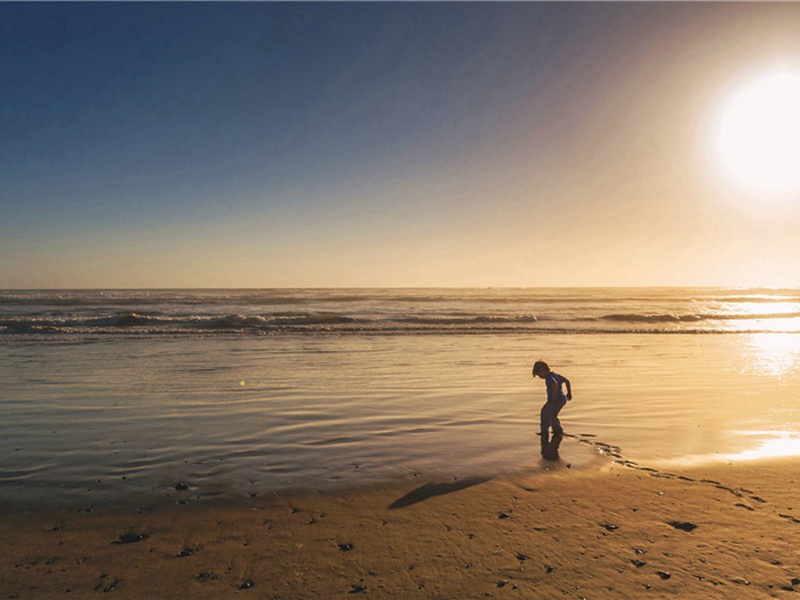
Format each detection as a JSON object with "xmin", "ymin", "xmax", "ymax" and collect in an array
[
  {"xmin": 114, "ymin": 533, "xmax": 148, "ymax": 544},
  {"xmin": 668, "ymin": 521, "xmax": 697, "ymax": 532}
]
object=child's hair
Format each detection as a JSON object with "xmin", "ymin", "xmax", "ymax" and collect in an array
[{"xmin": 532, "ymin": 360, "xmax": 549, "ymax": 377}]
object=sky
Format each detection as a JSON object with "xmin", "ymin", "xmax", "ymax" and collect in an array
[{"xmin": 2, "ymin": 2, "xmax": 800, "ymax": 289}]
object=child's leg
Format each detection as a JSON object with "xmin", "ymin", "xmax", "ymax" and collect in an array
[
  {"xmin": 539, "ymin": 403, "xmax": 551, "ymax": 434},
  {"xmin": 551, "ymin": 414, "xmax": 562, "ymax": 435},
  {"xmin": 551, "ymin": 400, "xmax": 566, "ymax": 435}
]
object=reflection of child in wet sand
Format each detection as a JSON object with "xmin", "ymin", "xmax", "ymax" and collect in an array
[{"xmin": 532, "ymin": 360, "xmax": 572, "ymax": 438}]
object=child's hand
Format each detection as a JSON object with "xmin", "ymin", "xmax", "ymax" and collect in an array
[{"xmin": 566, "ymin": 393, "xmax": 572, "ymax": 401}]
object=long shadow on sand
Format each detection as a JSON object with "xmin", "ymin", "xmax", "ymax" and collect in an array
[{"xmin": 389, "ymin": 476, "xmax": 492, "ymax": 510}]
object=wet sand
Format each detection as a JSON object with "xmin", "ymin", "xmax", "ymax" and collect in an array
[{"xmin": 3, "ymin": 449, "xmax": 800, "ymax": 599}]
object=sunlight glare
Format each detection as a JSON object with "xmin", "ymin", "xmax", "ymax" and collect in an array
[
  {"xmin": 726, "ymin": 432, "xmax": 800, "ymax": 461},
  {"xmin": 715, "ymin": 67, "xmax": 800, "ymax": 195},
  {"xmin": 742, "ymin": 333, "xmax": 800, "ymax": 378}
]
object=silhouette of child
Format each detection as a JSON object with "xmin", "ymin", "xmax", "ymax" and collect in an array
[{"xmin": 532, "ymin": 360, "xmax": 572, "ymax": 438}]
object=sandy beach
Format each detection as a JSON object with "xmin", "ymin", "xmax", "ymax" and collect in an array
[{"xmin": 3, "ymin": 444, "xmax": 800, "ymax": 599}]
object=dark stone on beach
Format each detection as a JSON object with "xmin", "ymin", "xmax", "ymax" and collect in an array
[
  {"xmin": 792, "ymin": 577, "xmax": 800, "ymax": 586},
  {"xmin": 238, "ymin": 580, "xmax": 255, "ymax": 590},
  {"xmin": 497, "ymin": 580, "xmax": 508, "ymax": 588},
  {"xmin": 657, "ymin": 571, "xmax": 671, "ymax": 580},
  {"xmin": 498, "ymin": 512, "xmax": 510, "ymax": 519},
  {"xmin": 602, "ymin": 523, "xmax": 618, "ymax": 531},
  {"xmin": 177, "ymin": 547, "xmax": 195, "ymax": 557},
  {"xmin": 515, "ymin": 553, "xmax": 529, "ymax": 561},
  {"xmin": 339, "ymin": 543, "xmax": 354, "ymax": 552},
  {"xmin": 350, "ymin": 583, "xmax": 367, "ymax": 594},
  {"xmin": 668, "ymin": 521, "xmax": 698, "ymax": 532},
  {"xmin": 631, "ymin": 560, "xmax": 647, "ymax": 568},
  {"xmin": 114, "ymin": 533, "xmax": 148, "ymax": 544},
  {"xmin": 175, "ymin": 483, "xmax": 189, "ymax": 491},
  {"xmin": 545, "ymin": 565, "xmax": 555, "ymax": 573}
]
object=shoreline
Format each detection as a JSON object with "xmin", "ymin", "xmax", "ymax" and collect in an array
[
  {"xmin": 3, "ymin": 456, "xmax": 800, "ymax": 598},
  {"xmin": 0, "ymin": 434, "xmax": 609, "ymax": 514}
]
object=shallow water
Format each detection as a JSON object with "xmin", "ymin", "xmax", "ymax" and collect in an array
[{"xmin": 1, "ymin": 331, "xmax": 799, "ymax": 509}]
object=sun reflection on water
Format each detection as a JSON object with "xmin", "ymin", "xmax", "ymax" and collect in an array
[
  {"xmin": 719, "ymin": 301, "xmax": 800, "ymax": 334},
  {"xmin": 740, "ymin": 333, "xmax": 800, "ymax": 379},
  {"xmin": 726, "ymin": 432, "xmax": 800, "ymax": 461}
]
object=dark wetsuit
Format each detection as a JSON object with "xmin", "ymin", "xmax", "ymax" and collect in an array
[{"xmin": 540, "ymin": 371, "xmax": 567, "ymax": 436}]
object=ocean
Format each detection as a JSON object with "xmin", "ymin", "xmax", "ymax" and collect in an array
[{"xmin": 1, "ymin": 288, "xmax": 799, "ymax": 509}]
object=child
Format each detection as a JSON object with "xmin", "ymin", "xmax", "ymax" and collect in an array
[{"xmin": 532, "ymin": 360, "xmax": 572, "ymax": 438}]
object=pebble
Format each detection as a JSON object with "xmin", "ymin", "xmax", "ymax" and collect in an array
[
  {"xmin": 602, "ymin": 523, "xmax": 618, "ymax": 531},
  {"xmin": 115, "ymin": 533, "xmax": 148, "ymax": 544},
  {"xmin": 793, "ymin": 577, "xmax": 800, "ymax": 586},
  {"xmin": 339, "ymin": 543, "xmax": 354, "ymax": 552},
  {"xmin": 239, "ymin": 580, "xmax": 255, "ymax": 590},
  {"xmin": 631, "ymin": 560, "xmax": 647, "ymax": 568},
  {"xmin": 175, "ymin": 483, "xmax": 189, "ymax": 491},
  {"xmin": 656, "ymin": 571, "xmax": 671, "ymax": 580},
  {"xmin": 668, "ymin": 521, "xmax": 698, "ymax": 532}
]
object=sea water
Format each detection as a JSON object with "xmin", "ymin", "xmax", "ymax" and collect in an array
[{"xmin": 1, "ymin": 289, "xmax": 799, "ymax": 508}]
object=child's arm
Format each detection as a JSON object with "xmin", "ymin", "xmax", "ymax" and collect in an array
[{"xmin": 564, "ymin": 377, "xmax": 572, "ymax": 401}]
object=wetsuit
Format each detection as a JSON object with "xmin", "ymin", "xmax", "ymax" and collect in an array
[{"xmin": 540, "ymin": 371, "xmax": 568, "ymax": 436}]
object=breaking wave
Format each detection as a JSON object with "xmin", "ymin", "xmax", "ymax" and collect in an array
[
  {"xmin": 600, "ymin": 311, "xmax": 800, "ymax": 323},
  {"xmin": 2, "ymin": 288, "xmax": 800, "ymax": 338}
]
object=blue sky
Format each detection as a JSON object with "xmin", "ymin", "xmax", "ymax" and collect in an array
[{"xmin": 3, "ymin": 2, "xmax": 800, "ymax": 288}]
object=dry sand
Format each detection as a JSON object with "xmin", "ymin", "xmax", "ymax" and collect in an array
[{"xmin": 2, "ymin": 445, "xmax": 800, "ymax": 599}]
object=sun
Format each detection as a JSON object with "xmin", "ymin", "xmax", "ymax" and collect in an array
[{"xmin": 714, "ymin": 67, "xmax": 800, "ymax": 195}]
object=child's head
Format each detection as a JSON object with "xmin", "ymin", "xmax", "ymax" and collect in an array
[{"xmin": 532, "ymin": 360, "xmax": 550, "ymax": 378}]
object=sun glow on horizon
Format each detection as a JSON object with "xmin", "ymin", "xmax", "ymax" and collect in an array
[{"xmin": 714, "ymin": 67, "xmax": 800, "ymax": 196}]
